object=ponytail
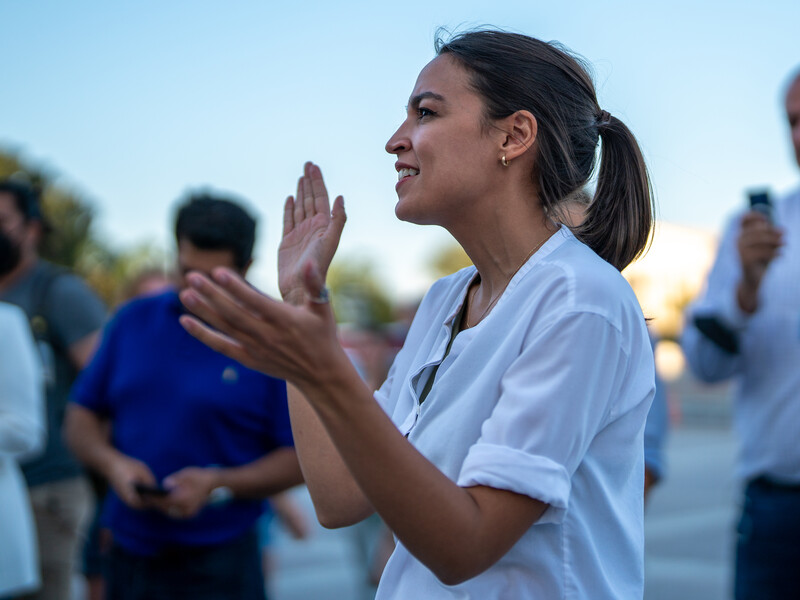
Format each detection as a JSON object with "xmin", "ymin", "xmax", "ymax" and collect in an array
[
  {"xmin": 437, "ymin": 30, "xmax": 654, "ymax": 271},
  {"xmin": 574, "ymin": 114, "xmax": 654, "ymax": 271}
]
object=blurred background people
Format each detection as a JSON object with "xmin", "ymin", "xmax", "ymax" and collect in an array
[
  {"xmin": 0, "ymin": 179, "xmax": 106, "ymax": 600},
  {"xmin": 79, "ymin": 266, "xmax": 171, "ymax": 600},
  {"xmin": 643, "ymin": 354, "xmax": 668, "ymax": 501},
  {"xmin": 0, "ymin": 301, "xmax": 45, "ymax": 598},
  {"xmin": 340, "ymin": 322, "xmax": 399, "ymax": 599},
  {"xmin": 682, "ymin": 67, "xmax": 800, "ymax": 599},
  {"xmin": 64, "ymin": 192, "xmax": 303, "ymax": 600},
  {"xmin": 120, "ymin": 268, "xmax": 172, "ymax": 301}
]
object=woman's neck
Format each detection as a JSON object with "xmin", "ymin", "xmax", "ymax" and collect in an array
[{"xmin": 450, "ymin": 201, "xmax": 556, "ymax": 329}]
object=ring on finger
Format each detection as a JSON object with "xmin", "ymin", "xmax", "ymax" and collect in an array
[{"xmin": 309, "ymin": 287, "xmax": 330, "ymax": 304}]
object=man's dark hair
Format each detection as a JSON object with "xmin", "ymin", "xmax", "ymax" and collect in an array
[
  {"xmin": 0, "ymin": 179, "xmax": 44, "ymax": 222},
  {"xmin": 174, "ymin": 192, "xmax": 257, "ymax": 270}
]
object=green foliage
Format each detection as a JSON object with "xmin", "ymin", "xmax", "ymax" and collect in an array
[
  {"xmin": 39, "ymin": 189, "xmax": 95, "ymax": 269},
  {"xmin": 328, "ymin": 256, "xmax": 394, "ymax": 326},
  {"xmin": 0, "ymin": 147, "xmax": 166, "ymax": 305},
  {"xmin": 429, "ymin": 242, "xmax": 472, "ymax": 279}
]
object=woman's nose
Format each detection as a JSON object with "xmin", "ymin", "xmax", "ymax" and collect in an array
[{"xmin": 385, "ymin": 124, "xmax": 410, "ymax": 155}]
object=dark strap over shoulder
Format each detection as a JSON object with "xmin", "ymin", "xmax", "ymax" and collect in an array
[{"xmin": 28, "ymin": 261, "xmax": 68, "ymax": 352}]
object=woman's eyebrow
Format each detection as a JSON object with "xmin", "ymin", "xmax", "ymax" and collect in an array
[{"xmin": 407, "ymin": 91, "xmax": 446, "ymax": 111}]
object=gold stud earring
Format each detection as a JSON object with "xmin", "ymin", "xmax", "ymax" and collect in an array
[{"xmin": 501, "ymin": 155, "xmax": 510, "ymax": 167}]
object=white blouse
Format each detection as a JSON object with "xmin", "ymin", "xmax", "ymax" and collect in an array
[
  {"xmin": 375, "ymin": 227, "xmax": 655, "ymax": 599},
  {"xmin": 0, "ymin": 302, "xmax": 45, "ymax": 596}
]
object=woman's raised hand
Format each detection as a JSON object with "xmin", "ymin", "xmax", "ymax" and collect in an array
[
  {"xmin": 179, "ymin": 266, "xmax": 345, "ymax": 388},
  {"xmin": 279, "ymin": 162, "xmax": 346, "ymax": 305}
]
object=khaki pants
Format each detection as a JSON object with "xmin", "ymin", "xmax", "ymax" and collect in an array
[{"xmin": 19, "ymin": 477, "xmax": 94, "ymax": 600}]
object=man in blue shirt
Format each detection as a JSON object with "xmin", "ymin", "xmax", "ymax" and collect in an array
[
  {"xmin": 682, "ymin": 69, "xmax": 800, "ymax": 599},
  {"xmin": 65, "ymin": 193, "xmax": 302, "ymax": 600}
]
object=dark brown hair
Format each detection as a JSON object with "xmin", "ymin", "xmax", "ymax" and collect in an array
[{"xmin": 437, "ymin": 30, "xmax": 653, "ymax": 270}]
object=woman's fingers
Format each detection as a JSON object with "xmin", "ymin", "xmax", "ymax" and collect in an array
[
  {"xmin": 320, "ymin": 195, "xmax": 347, "ymax": 257},
  {"xmin": 179, "ymin": 315, "xmax": 255, "ymax": 370},
  {"xmin": 302, "ymin": 260, "xmax": 326, "ymax": 302},
  {"xmin": 210, "ymin": 268, "xmax": 286, "ymax": 318},
  {"xmin": 283, "ymin": 196, "xmax": 295, "ymax": 236},
  {"xmin": 308, "ymin": 162, "xmax": 331, "ymax": 216},
  {"xmin": 329, "ymin": 195, "xmax": 347, "ymax": 237},
  {"xmin": 303, "ymin": 162, "xmax": 317, "ymax": 217},
  {"xmin": 180, "ymin": 271, "xmax": 272, "ymax": 337},
  {"xmin": 294, "ymin": 176, "xmax": 306, "ymax": 223}
]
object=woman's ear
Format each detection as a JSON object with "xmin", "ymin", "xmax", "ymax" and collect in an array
[{"xmin": 499, "ymin": 110, "xmax": 537, "ymax": 162}]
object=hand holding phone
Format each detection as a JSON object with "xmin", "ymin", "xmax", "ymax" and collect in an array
[
  {"xmin": 134, "ymin": 482, "xmax": 169, "ymax": 497},
  {"xmin": 748, "ymin": 189, "xmax": 773, "ymax": 223}
]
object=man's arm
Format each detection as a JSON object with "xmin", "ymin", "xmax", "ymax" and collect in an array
[
  {"xmin": 45, "ymin": 273, "xmax": 105, "ymax": 370},
  {"xmin": 684, "ymin": 211, "xmax": 783, "ymax": 382},
  {"xmin": 68, "ymin": 330, "xmax": 101, "ymax": 370},
  {"xmin": 682, "ymin": 216, "xmax": 749, "ymax": 382},
  {"xmin": 147, "ymin": 448, "xmax": 303, "ymax": 520},
  {"xmin": 63, "ymin": 403, "xmax": 155, "ymax": 510}
]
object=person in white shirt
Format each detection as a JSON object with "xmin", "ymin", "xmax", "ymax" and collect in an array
[
  {"xmin": 0, "ymin": 302, "xmax": 45, "ymax": 598},
  {"xmin": 682, "ymin": 68, "xmax": 800, "ymax": 600},
  {"xmin": 178, "ymin": 30, "xmax": 656, "ymax": 599}
]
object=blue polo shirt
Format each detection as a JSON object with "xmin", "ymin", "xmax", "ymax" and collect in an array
[{"xmin": 71, "ymin": 290, "xmax": 293, "ymax": 556}]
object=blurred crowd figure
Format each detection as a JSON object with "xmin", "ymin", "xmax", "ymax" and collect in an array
[
  {"xmin": 682, "ymin": 67, "xmax": 800, "ymax": 599},
  {"xmin": 0, "ymin": 302, "xmax": 44, "ymax": 597},
  {"xmin": 63, "ymin": 193, "xmax": 303, "ymax": 600},
  {"xmin": 0, "ymin": 180, "xmax": 106, "ymax": 600},
  {"xmin": 78, "ymin": 267, "xmax": 173, "ymax": 600},
  {"xmin": 340, "ymin": 321, "xmax": 404, "ymax": 600}
]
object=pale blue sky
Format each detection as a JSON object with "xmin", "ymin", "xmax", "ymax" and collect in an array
[{"xmin": 2, "ymin": 1, "xmax": 799, "ymax": 298}]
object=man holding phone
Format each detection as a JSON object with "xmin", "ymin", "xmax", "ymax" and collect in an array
[
  {"xmin": 682, "ymin": 69, "xmax": 800, "ymax": 599},
  {"xmin": 64, "ymin": 193, "xmax": 302, "ymax": 600}
]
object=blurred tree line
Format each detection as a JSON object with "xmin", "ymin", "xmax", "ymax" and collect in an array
[{"xmin": 1, "ymin": 148, "xmax": 166, "ymax": 306}]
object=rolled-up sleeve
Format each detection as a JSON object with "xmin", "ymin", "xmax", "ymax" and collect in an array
[
  {"xmin": 457, "ymin": 310, "xmax": 633, "ymax": 524},
  {"xmin": 682, "ymin": 215, "xmax": 747, "ymax": 382},
  {"xmin": 70, "ymin": 315, "xmax": 120, "ymax": 416}
]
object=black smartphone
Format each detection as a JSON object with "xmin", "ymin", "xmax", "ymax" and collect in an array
[
  {"xmin": 748, "ymin": 189, "xmax": 773, "ymax": 223},
  {"xmin": 134, "ymin": 482, "xmax": 169, "ymax": 497}
]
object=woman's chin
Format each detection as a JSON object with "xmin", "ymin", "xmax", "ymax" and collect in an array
[{"xmin": 394, "ymin": 201, "xmax": 433, "ymax": 226}]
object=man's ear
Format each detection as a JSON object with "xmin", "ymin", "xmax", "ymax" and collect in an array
[{"xmin": 498, "ymin": 110, "xmax": 537, "ymax": 162}]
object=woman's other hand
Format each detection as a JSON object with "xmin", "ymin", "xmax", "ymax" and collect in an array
[
  {"xmin": 178, "ymin": 267, "xmax": 346, "ymax": 389},
  {"xmin": 278, "ymin": 162, "xmax": 346, "ymax": 306}
]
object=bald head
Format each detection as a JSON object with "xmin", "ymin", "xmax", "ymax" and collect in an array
[{"xmin": 786, "ymin": 70, "xmax": 800, "ymax": 168}]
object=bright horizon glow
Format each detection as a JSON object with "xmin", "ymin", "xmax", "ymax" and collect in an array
[{"xmin": 2, "ymin": 1, "xmax": 799, "ymax": 300}]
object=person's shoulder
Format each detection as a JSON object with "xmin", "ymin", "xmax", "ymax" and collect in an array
[
  {"xmin": 535, "ymin": 229, "xmax": 642, "ymax": 321},
  {"xmin": 541, "ymin": 229, "xmax": 628, "ymax": 293},
  {"xmin": 40, "ymin": 261, "xmax": 100, "ymax": 302},
  {"xmin": 113, "ymin": 289, "xmax": 178, "ymax": 322}
]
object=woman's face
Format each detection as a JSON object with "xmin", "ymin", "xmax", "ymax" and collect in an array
[{"xmin": 385, "ymin": 54, "xmax": 501, "ymax": 226}]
